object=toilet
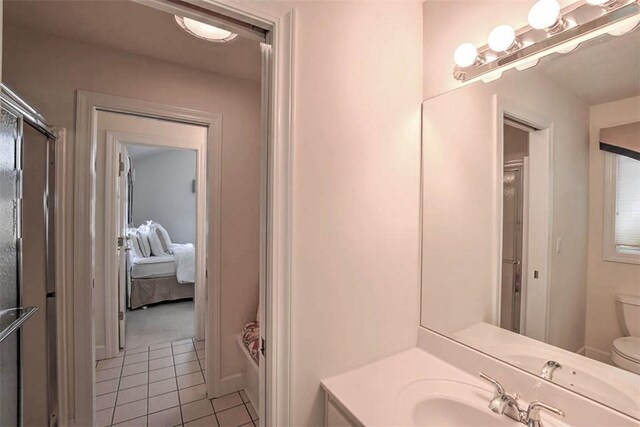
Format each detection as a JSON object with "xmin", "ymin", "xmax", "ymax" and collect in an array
[{"xmin": 611, "ymin": 294, "xmax": 640, "ymax": 374}]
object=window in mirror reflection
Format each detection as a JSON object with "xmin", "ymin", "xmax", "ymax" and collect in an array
[{"xmin": 604, "ymin": 152, "xmax": 640, "ymax": 263}]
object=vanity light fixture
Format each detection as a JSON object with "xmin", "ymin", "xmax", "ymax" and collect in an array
[
  {"xmin": 488, "ymin": 25, "xmax": 521, "ymax": 52},
  {"xmin": 528, "ymin": 0, "xmax": 567, "ymax": 33},
  {"xmin": 451, "ymin": 0, "xmax": 640, "ymax": 82},
  {"xmin": 175, "ymin": 15, "xmax": 238, "ymax": 43}
]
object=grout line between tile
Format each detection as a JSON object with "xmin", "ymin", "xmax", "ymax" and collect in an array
[
  {"xmin": 146, "ymin": 345, "xmax": 150, "ymax": 427},
  {"xmin": 171, "ymin": 342, "xmax": 185, "ymax": 426}
]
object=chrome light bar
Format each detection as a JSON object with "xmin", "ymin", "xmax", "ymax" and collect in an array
[{"xmin": 453, "ymin": 0, "xmax": 640, "ymax": 82}]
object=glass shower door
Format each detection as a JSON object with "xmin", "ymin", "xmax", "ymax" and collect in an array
[{"xmin": 0, "ymin": 104, "xmax": 22, "ymax": 427}]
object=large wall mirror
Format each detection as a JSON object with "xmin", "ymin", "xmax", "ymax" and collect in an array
[{"xmin": 420, "ymin": 13, "xmax": 640, "ymax": 420}]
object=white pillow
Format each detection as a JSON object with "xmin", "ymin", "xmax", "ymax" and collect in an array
[
  {"xmin": 148, "ymin": 225, "xmax": 172, "ymax": 256},
  {"xmin": 137, "ymin": 224, "xmax": 152, "ymax": 257},
  {"xmin": 127, "ymin": 230, "xmax": 144, "ymax": 258},
  {"xmin": 149, "ymin": 221, "xmax": 172, "ymax": 248}
]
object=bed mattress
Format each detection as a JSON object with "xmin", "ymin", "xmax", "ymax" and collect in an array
[{"xmin": 131, "ymin": 255, "xmax": 176, "ymax": 279}]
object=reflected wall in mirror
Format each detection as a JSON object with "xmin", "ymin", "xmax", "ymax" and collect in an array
[{"xmin": 420, "ymin": 22, "xmax": 640, "ymax": 419}]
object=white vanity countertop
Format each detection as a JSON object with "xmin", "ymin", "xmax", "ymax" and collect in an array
[{"xmin": 321, "ymin": 347, "xmax": 497, "ymax": 426}]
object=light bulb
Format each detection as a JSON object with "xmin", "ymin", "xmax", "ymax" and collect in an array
[
  {"xmin": 453, "ymin": 43, "xmax": 479, "ymax": 68},
  {"xmin": 488, "ymin": 25, "xmax": 518, "ymax": 52},
  {"xmin": 528, "ymin": 0, "xmax": 562, "ymax": 31}
]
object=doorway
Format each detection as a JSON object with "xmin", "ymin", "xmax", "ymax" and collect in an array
[
  {"xmin": 497, "ymin": 110, "xmax": 553, "ymax": 343},
  {"xmin": 96, "ymin": 111, "xmax": 206, "ymax": 355},
  {"xmin": 500, "ymin": 123, "xmax": 529, "ymax": 334}
]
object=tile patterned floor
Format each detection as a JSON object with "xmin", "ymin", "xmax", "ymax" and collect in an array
[{"xmin": 95, "ymin": 338, "xmax": 258, "ymax": 427}]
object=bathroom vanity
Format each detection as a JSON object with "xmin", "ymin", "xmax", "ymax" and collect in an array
[
  {"xmin": 324, "ymin": 0, "xmax": 640, "ymax": 424},
  {"xmin": 322, "ymin": 330, "xmax": 638, "ymax": 426}
]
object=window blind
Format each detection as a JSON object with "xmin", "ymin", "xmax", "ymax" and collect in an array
[{"xmin": 615, "ymin": 155, "xmax": 640, "ymax": 253}]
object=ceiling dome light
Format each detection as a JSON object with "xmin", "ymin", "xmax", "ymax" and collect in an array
[
  {"xmin": 453, "ymin": 43, "xmax": 481, "ymax": 68},
  {"xmin": 175, "ymin": 16, "xmax": 238, "ymax": 43},
  {"xmin": 488, "ymin": 25, "xmax": 520, "ymax": 52},
  {"xmin": 528, "ymin": 0, "xmax": 566, "ymax": 33}
]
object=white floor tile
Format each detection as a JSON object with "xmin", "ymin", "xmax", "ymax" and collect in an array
[
  {"xmin": 126, "ymin": 346, "xmax": 149, "ymax": 355},
  {"xmin": 96, "ymin": 392, "xmax": 117, "ymax": 411},
  {"xmin": 174, "ymin": 351, "xmax": 198, "ymax": 365},
  {"xmin": 149, "ymin": 366, "xmax": 175, "ymax": 383},
  {"xmin": 150, "ymin": 342, "xmax": 171, "ymax": 351},
  {"xmin": 184, "ymin": 414, "xmax": 218, "ymax": 427},
  {"xmin": 96, "ymin": 379, "xmax": 119, "ymax": 396},
  {"xmin": 122, "ymin": 361, "xmax": 148, "ymax": 377},
  {"xmin": 179, "ymin": 384, "xmax": 207, "ymax": 405},
  {"xmin": 150, "ymin": 356, "xmax": 174, "ymax": 371},
  {"xmin": 95, "ymin": 407, "xmax": 113, "ymax": 427},
  {"xmin": 119, "ymin": 372, "xmax": 148, "ymax": 390},
  {"xmin": 211, "ymin": 393, "xmax": 242, "ymax": 413},
  {"xmin": 96, "ymin": 366, "xmax": 122, "ymax": 382},
  {"xmin": 149, "ymin": 378, "xmax": 178, "ymax": 397},
  {"xmin": 216, "ymin": 405, "xmax": 251, "ymax": 427},
  {"xmin": 181, "ymin": 398, "xmax": 214, "ymax": 423},
  {"xmin": 124, "ymin": 352, "xmax": 149, "ymax": 366},
  {"xmin": 147, "ymin": 406, "xmax": 182, "ymax": 427},
  {"xmin": 175, "ymin": 361, "xmax": 200, "ymax": 376},
  {"xmin": 116, "ymin": 384, "xmax": 148, "ymax": 406},
  {"xmin": 113, "ymin": 415, "xmax": 147, "ymax": 427},
  {"xmin": 177, "ymin": 372, "xmax": 204, "ymax": 389},
  {"xmin": 148, "ymin": 391, "xmax": 179, "ymax": 414},
  {"xmin": 113, "ymin": 399, "xmax": 148, "ymax": 424},
  {"xmin": 196, "ymin": 349, "xmax": 205, "ymax": 360},
  {"xmin": 172, "ymin": 343, "xmax": 194, "ymax": 355},
  {"xmin": 150, "ymin": 347, "xmax": 172, "ymax": 360},
  {"xmin": 96, "ymin": 357, "xmax": 124, "ymax": 371}
]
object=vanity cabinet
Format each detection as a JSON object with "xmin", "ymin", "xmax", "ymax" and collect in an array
[{"xmin": 324, "ymin": 394, "xmax": 357, "ymax": 427}]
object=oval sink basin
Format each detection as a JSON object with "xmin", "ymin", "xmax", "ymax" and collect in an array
[
  {"xmin": 397, "ymin": 379, "xmax": 564, "ymax": 427},
  {"xmin": 413, "ymin": 397, "xmax": 517, "ymax": 426}
]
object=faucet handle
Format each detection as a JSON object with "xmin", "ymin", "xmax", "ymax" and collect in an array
[
  {"xmin": 478, "ymin": 372, "xmax": 505, "ymax": 396},
  {"xmin": 526, "ymin": 401, "xmax": 565, "ymax": 425}
]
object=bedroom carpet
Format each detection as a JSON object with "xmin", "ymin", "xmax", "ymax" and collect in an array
[{"xmin": 125, "ymin": 300, "xmax": 194, "ymax": 350}]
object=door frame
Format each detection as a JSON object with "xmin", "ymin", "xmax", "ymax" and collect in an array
[
  {"xmin": 493, "ymin": 95, "xmax": 553, "ymax": 342},
  {"xmin": 74, "ymin": 91, "xmax": 222, "ymax": 424},
  {"xmin": 69, "ymin": 2, "xmax": 294, "ymax": 426},
  {"xmin": 102, "ymin": 129, "xmax": 208, "ymax": 358}
]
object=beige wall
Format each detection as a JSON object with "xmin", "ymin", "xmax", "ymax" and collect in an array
[
  {"xmin": 3, "ymin": 25, "xmax": 261, "ymax": 380},
  {"xmin": 283, "ymin": 1, "xmax": 423, "ymax": 425},
  {"xmin": 585, "ymin": 96, "xmax": 640, "ymax": 361}
]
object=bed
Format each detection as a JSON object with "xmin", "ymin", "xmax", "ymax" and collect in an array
[{"xmin": 128, "ymin": 243, "xmax": 196, "ymax": 309}]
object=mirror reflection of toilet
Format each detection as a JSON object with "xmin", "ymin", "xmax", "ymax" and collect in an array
[{"xmin": 612, "ymin": 294, "xmax": 640, "ymax": 374}]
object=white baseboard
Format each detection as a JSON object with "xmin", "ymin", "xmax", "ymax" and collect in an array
[
  {"xmin": 575, "ymin": 346, "xmax": 586, "ymax": 355},
  {"xmin": 585, "ymin": 346, "xmax": 613, "ymax": 365},
  {"xmin": 95, "ymin": 345, "xmax": 106, "ymax": 362},
  {"xmin": 219, "ymin": 372, "xmax": 246, "ymax": 396}
]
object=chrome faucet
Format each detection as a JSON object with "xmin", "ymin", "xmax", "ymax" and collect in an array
[
  {"xmin": 540, "ymin": 360, "xmax": 562, "ymax": 381},
  {"xmin": 479, "ymin": 372, "xmax": 565, "ymax": 427}
]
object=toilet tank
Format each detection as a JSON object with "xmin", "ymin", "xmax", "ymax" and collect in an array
[{"xmin": 616, "ymin": 294, "xmax": 640, "ymax": 337}]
